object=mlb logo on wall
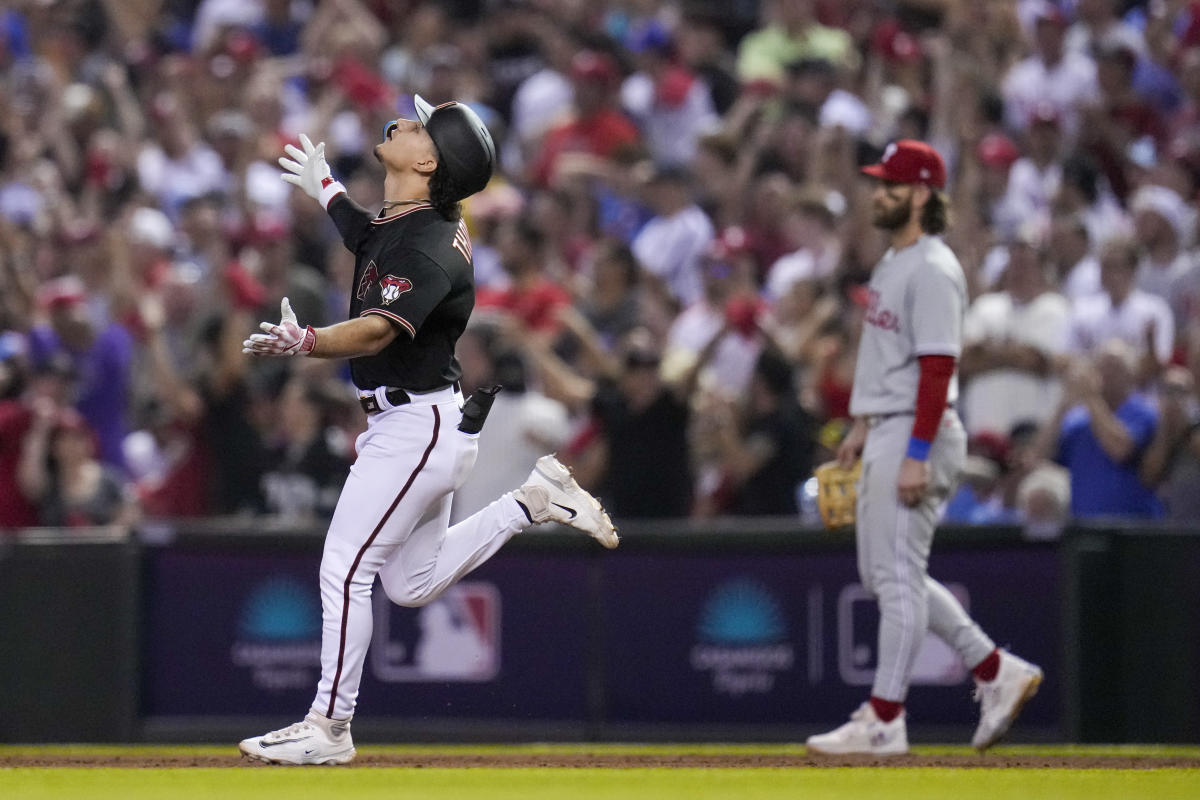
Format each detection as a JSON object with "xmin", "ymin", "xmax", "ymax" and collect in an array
[
  {"xmin": 690, "ymin": 577, "xmax": 795, "ymax": 696},
  {"xmin": 370, "ymin": 582, "xmax": 501, "ymax": 682}
]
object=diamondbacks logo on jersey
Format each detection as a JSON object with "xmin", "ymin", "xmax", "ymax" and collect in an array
[
  {"xmin": 357, "ymin": 261, "xmax": 379, "ymax": 301},
  {"xmin": 380, "ymin": 275, "xmax": 413, "ymax": 305},
  {"xmin": 451, "ymin": 218, "xmax": 473, "ymax": 264}
]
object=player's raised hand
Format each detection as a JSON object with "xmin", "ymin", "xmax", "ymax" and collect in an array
[
  {"xmin": 243, "ymin": 297, "xmax": 317, "ymax": 357},
  {"xmin": 279, "ymin": 134, "xmax": 341, "ymax": 206}
]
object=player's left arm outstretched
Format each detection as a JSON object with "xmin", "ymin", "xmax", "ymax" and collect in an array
[{"xmin": 242, "ymin": 296, "xmax": 400, "ymax": 360}]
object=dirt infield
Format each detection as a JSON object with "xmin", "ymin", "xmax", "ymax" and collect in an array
[{"xmin": 4, "ymin": 751, "xmax": 1200, "ymax": 769}]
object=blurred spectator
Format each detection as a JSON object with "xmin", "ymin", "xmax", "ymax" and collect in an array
[
  {"xmin": 476, "ymin": 218, "xmax": 571, "ymax": 337},
  {"xmin": 676, "ymin": 11, "xmax": 741, "ymax": 115},
  {"xmin": 1002, "ymin": 4, "xmax": 1098, "ymax": 138},
  {"xmin": 975, "ymin": 133, "xmax": 1029, "ymax": 249},
  {"xmin": 28, "ymin": 276, "xmax": 133, "ymax": 470},
  {"xmin": 1048, "ymin": 212, "xmax": 1102, "ymax": 301},
  {"xmin": 0, "ymin": 351, "xmax": 68, "ymax": 530},
  {"xmin": 783, "ymin": 57, "xmax": 872, "ymax": 138},
  {"xmin": 1140, "ymin": 356, "xmax": 1200, "ymax": 523},
  {"xmin": 736, "ymin": 0, "xmax": 856, "ymax": 86},
  {"xmin": 501, "ymin": 21, "xmax": 576, "ymax": 177},
  {"xmin": 1129, "ymin": 184, "xmax": 1195, "ymax": 302},
  {"xmin": 1052, "ymin": 152, "xmax": 1131, "ymax": 249},
  {"xmin": 1064, "ymin": 0, "xmax": 1145, "ymax": 58},
  {"xmin": 715, "ymin": 348, "xmax": 816, "ymax": 516},
  {"xmin": 944, "ymin": 432, "xmax": 1019, "ymax": 525},
  {"xmin": 1015, "ymin": 462, "xmax": 1072, "ymax": 539},
  {"xmin": 17, "ymin": 404, "xmax": 136, "ymax": 528},
  {"xmin": 632, "ymin": 164, "xmax": 715, "ymax": 307},
  {"xmin": 663, "ymin": 227, "xmax": 763, "ymax": 399},
  {"xmin": 136, "ymin": 91, "xmax": 226, "ymax": 218},
  {"xmin": 961, "ymin": 229, "xmax": 1070, "ymax": 437},
  {"xmin": 1036, "ymin": 340, "xmax": 1163, "ymax": 519},
  {"xmin": 585, "ymin": 334, "xmax": 694, "ymax": 519},
  {"xmin": 1004, "ymin": 105, "xmax": 1064, "ymax": 225},
  {"xmin": 621, "ymin": 20, "xmax": 720, "ymax": 167},
  {"xmin": 576, "ymin": 239, "xmax": 644, "ymax": 350},
  {"xmin": 532, "ymin": 50, "xmax": 640, "ymax": 187},
  {"xmin": 1068, "ymin": 236, "xmax": 1174, "ymax": 375},
  {"xmin": 260, "ymin": 376, "xmax": 352, "ymax": 520}
]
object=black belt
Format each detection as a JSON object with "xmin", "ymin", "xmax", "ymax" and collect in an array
[
  {"xmin": 359, "ymin": 382, "xmax": 462, "ymax": 415},
  {"xmin": 360, "ymin": 388, "xmax": 411, "ymax": 415}
]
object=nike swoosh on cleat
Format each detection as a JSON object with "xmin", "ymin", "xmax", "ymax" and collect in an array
[
  {"xmin": 552, "ymin": 503, "xmax": 577, "ymax": 519},
  {"xmin": 260, "ymin": 737, "xmax": 311, "ymax": 748}
]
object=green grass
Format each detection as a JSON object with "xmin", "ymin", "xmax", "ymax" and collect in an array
[{"xmin": 3, "ymin": 745, "xmax": 1199, "ymax": 800}]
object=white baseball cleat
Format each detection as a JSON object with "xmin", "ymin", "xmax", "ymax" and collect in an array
[
  {"xmin": 971, "ymin": 650, "xmax": 1043, "ymax": 751},
  {"xmin": 515, "ymin": 455, "xmax": 618, "ymax": 549},
  {"xmin": 806, "ymin": 702, "xmax": 908, "ymax": 756},
  {"xmin": 239, "ymin": 711, "xmax": 356, "ymax": 765}
]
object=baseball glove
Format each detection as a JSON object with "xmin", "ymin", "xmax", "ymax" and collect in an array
[{"xmin": 814, "ymin": 460, "xmax": 862, "ymax": 530}]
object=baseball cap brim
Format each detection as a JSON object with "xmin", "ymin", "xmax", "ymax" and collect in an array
[
  {"xmin": 414, "ymin": 94, "xmax": 437, "ymax": 126},
  {"xmin": 861, "ymin": 164, "xmax": 890, "ymax": 180}
]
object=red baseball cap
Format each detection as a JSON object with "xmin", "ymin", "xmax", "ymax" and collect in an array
[
  {"xmin": 977, "ymin": 133, "xmax": 1021, "ymax": 169},
  {"xmin": 861, "ymin": 140, "xmax": 946, "ymax": 189}
]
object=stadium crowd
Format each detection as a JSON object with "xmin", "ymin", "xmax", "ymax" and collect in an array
[{"xmin": 0, "ymin": 0, "xmax": 1198, "ymax": 534}]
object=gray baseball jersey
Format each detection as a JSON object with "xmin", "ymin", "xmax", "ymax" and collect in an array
[{"xmin": 849, "ymin": 235, "xmax": 966, "ymax": 417}]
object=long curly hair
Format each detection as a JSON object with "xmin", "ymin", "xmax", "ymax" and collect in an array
[
  {"xmin": 920, "ymin": 189, "xmax": 950, "ymax": 235},
  {"xmin": 428, "ymin": 166, "xmax": 465, "ymax": 222}
]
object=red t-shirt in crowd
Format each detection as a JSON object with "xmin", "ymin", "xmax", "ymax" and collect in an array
[
  {"xmin": 533, "ymin": 109, "xmax": 640, "ymax": 187},
  {"xmin": 476, "ymin": 279, "xmax": 572, "ymax": 333}
]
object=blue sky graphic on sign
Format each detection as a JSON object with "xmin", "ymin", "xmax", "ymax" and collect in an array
[
  {"xmin": 697, "ymin": 578, "xmax": 786, "ymax": 645},
  {"xmin": 238, "ymin": 576, "xmax": 321, "ymax": 641}
]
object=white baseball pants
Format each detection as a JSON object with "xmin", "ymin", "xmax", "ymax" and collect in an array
[{"xmin": 311, "ymin": 386, "xmax": 529, "ymax": 719}]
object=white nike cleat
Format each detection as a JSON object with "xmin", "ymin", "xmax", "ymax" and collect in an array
[
  {"xmin": 515, "ymin": 455, "xmax": 618, "ymax": 549},
  {"xmin": 238, "ymin": 711, "xmax": 356, "ymax": 765},
  {"xmin": 971, "ymin": 650, "xmax": 1043, "ymax": 751},
  {"xmin": 806, "ymin": 702, "xmax": 908, "ymax": 756}
]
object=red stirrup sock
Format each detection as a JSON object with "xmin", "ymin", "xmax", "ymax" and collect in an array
[
  {"xmin": 870, "ymin": 696, "xmax": 904, "ymax": 723},
  {"xmin": 972, "ymin": 649, "xmax": 1001, "ymax": 682}
]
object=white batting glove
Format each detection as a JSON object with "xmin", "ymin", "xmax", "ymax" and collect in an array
[
  {"xmin": 243, "ymin": 297, "xmax": 317, "ymax": 357},
  {"xmin": 279, "ymin": 134, "xmax": 345, "ymax": 209}
]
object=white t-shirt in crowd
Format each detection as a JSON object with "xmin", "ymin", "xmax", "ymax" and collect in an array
[
  {"xmin": 962, "ymin": 290, "xmax": 1071, "ymax": 436},
  {"xmin": 1001, "ymin": 52, "xmax": 1099, "ymax": 136},
  {"xmin": 1067, "ymin": 289, "xmax": 1175, "ymax": 364},
  {"xmin": 632, "ymin": 204, "xmax": 714, "ymax": 306}
]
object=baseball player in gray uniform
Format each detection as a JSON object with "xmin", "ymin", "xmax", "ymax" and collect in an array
[
  {"xmin": 806, "ymin": 141, "xmax": 1042, "ymax": 756},
  {"xmin": 236, "ymin": 97, "xmax": 617, "ymax": 765}
]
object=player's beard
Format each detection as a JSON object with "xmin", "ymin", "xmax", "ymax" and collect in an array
[{"xmin": 872, "ymin": 194, "xmax": 912, "ymax": 230}]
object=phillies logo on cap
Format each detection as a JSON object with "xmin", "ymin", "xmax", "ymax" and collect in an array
[
  {"xmin": 862, "ymin": 139, "xmax": 946, "ymax": 189},
  {"xmin": 380, "ymin": 275, "xmax": 413, "ymax": 305}
]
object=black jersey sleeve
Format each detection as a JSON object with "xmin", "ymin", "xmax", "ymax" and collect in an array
[
  {"xmin": 357, "ymin": 248, "xmax": 452, "ymax": 338},
  {"xmin": 327, "ymin": 194, "xmax": 375, "ymax": 253}
]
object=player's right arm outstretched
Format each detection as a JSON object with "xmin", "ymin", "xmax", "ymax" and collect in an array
[{"xmin": 279, "ymin": 133, "xmax": 372, "ymax": 251}]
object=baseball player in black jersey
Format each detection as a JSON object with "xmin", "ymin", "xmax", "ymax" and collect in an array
[{"xmin": 238, "ymin": 96, "xmax": 617, "ymax": 765}]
